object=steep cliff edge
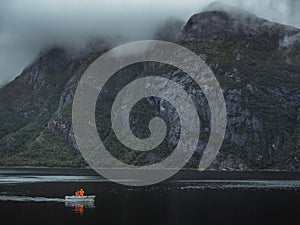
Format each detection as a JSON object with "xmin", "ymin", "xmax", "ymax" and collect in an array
[{"xmin": 0, "ymin": 9, "xmax": 299, "ymax": 170}]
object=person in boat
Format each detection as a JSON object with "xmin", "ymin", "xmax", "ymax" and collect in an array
[
  {"xmin": 79, "ymin": 188, "xmax": 85, "ymax": 197},
  {"xmin": 75, "ymin": 190, "xmax": 80, "ymax": 197}
]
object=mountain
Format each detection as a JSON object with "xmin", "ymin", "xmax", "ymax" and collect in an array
[{"xmin": 0, "ymin": 9, "xmax": 299, "ymax": 170}]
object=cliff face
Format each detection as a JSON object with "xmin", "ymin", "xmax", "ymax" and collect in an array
[
  {"xmin": 0, "ymin": 10, "xmax": 299, "ymax": 170},
  {"xmin": 178, "ymin": 11, "xmax": 300, "ymax": 170},
  {"xmin": 0, "ymin": 44, "xmax": 108, "ymax": 166}
]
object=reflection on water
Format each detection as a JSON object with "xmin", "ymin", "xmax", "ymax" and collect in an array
[
  {"xmin": 65, "ymin": 201, "xmax": 95, "ymax": 208},
  {"xmin": 74, "ymin": 204, "xmax": 84, "ymax": 215},
  {"xmin": 65, "ymin": 201, "xmax": 95, "ymax": 215}
]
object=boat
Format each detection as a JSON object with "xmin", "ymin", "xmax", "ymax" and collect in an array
[{"xmin": 64, "ymin": 195, "xmax": 96, "ymax": 202}]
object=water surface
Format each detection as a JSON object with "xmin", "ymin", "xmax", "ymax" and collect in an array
[{"xmin": 0, "ymin": 168, "xmax": 300, "ymax": 225}]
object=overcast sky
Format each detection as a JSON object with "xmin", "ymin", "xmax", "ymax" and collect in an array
[{"xmin": 0, "ymin": 0, "xmax": 300, "ymax": 86}]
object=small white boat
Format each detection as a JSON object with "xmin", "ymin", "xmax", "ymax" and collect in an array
[{"xmin": 65, "ymin": 195, "xmax": 96, "ymax": 202}]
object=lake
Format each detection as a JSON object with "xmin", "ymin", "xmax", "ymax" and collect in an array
[{"xmin": 0, "ymin": 168, "xmax": 300, "ymax": 225}]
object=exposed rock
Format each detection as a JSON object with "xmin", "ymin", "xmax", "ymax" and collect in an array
[{"xmin": 0, "ymin": 9, "xmax": 299, "ymax": 169}]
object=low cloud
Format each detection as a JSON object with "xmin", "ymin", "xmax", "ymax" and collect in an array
[{"xmin": 0, "ymin": 0, "xmax": 299, "ymax": 86}]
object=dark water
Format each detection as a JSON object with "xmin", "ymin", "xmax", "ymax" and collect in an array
[{"xmin": 0, "ymin": 168, "xmax": 300, "ymax": 225}]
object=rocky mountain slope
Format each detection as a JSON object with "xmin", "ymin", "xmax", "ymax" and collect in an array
[{"xmin": 0, "ymin": 9, "xmax": 299, "ymax": 170}]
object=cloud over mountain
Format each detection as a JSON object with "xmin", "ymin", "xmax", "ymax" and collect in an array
[{"xmin": 0, "ymin": 0, "xmax": 300, "ymax": 86}]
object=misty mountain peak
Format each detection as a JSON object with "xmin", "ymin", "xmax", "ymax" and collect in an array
[
  {"xmin": 179, "ymin": 10, "xmax": 264, "ymax": 41},
  {"xmin": 31, "ymin": 47, "xmax": 72, "ymax": 72},
  {"xmin": 0, "ymin": 4, "xmax": 300, "ymax": 170},
  {"xmin": 179, "ymin": 7, "xmax": 299, "ymax": 43},
  {"xmin": 19, "ymin": 46, "xmax": 73, "ymax": 91}
]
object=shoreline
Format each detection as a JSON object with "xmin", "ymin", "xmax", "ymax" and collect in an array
[
  {"xmin": 0, "ymin": 166, "xmax": 300, "ymax": 181},
  {"xmin": 0, "ymin": 166, "xmax": 299, "ymax": 173},
  {"xmin": 0, "ymin": 165, "xmax": 298, "ymax": 171},
  {"xmin": 0, "ymin": 166, "xmax": 300, "ymax": 176}
]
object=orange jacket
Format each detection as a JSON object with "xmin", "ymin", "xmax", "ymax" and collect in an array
[{"xmin": 79, "ymin": 190, "xmax": 84, "ymax": 197}]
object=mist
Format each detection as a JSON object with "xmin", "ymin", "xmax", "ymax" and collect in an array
[{"xmin": 1, "ymin": 0, "xmax": 300, "ymax": 86}]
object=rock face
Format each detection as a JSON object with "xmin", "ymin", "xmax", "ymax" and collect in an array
[
  {"xmin": 178, "ymin": 10, "xmax": 300, "ymax": 170},
  {"xmin": 0, "ymin": 9, "xmax": 299, "ymax": 170}
]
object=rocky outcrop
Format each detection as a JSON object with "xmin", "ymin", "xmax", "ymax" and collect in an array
[
  {"xmin": 177, "ymin": 10, "xmax": 300, "ymax": 170},
  {"xmin": 0, "ymin": 9, "xmax": 299, "ymax": 169}
]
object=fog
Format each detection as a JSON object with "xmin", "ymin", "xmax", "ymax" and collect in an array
[{"xmin": 0, "ymin": 0, "xmax": 300, "ymax": 86}]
